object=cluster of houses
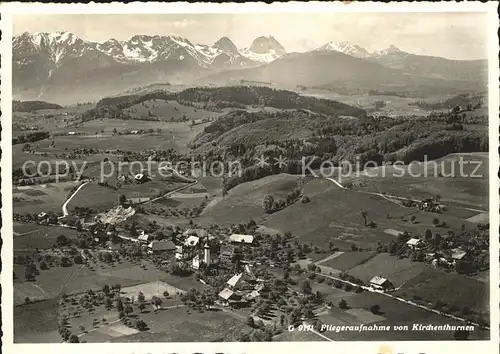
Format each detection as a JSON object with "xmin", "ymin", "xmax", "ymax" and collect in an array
[
  {"xmin": 401, "ymin": 199, "xmax": 446, "ymax": 213},
  {"xmin": 217, "ymin": 262, "xmax": 266, "ymax": 307},
  {"xmin": 405, "ymin": 237, "xmax": 469, "ymax": 267},
  {"xmin": 117, "ymin": 173, "xmax": 150, "ymax": 184},
  {"xmin": 113, "ymin": 226, "xmax": 264, "ymax": 305},
  {"xmin": 370, "ymin": 238, "xmax": 472, "ymax": 292},
  {"xmin": 115, "ymin": 226, "xmax": 258, "ymax": 272}
]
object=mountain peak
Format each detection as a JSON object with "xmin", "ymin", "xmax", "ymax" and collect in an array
[
  {"xmin": 316, "ymin": 41, "xmax": 370, "ymax": 58},
  {"xmin": 385, "ymin": 44, "xmax": 401, "ymax": 53},
  {"xmin": 372, "ymin": 45, "xmax": 403, "ymax": 57},
  {"xmin": 248, "ymin": 36, "xmax": 286, "ymax": 55},
  {"xmin": 213, "ymin": 36, "xmax": 238, "ymax": 53}
]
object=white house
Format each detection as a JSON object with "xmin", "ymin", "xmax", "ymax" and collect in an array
[
  {"xmin": 184, "ymin": 235, "xmax": 200, "ymax": 247},
  {"xmin": 134, "ymin": 173, "xmax": 149, "ymax": 183},
  {"xmin": 137, "ymin": 231, "xmax": 150, "ymax": 243},
  {"xmin": 451, "ymin": 248, "xmax": 467, "ymax": 262},
  {"xmin": 229, "ymin": 234, "xmax": 254, "ymax": 245},
  {"xmin": 406, "ymin": 238, "xmax": 421, "ymax": 249}
]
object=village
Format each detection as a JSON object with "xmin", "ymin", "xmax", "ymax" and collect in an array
[{"xmin": 17, "ymin": 190, "xmax": 489, "ymax": 340}]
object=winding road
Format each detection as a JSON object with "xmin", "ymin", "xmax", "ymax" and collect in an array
[
  {"xmin": 59, "ymin": 166, "xmax": 197, "ymax": 216},
  {"xmin": 61, "ymin": 181, "xmax": 90, "ymax": 217}
]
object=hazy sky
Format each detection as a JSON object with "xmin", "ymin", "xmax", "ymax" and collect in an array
[{"xmin": 13, "ymin": 13, "xmax": 488, "ymax": 59}]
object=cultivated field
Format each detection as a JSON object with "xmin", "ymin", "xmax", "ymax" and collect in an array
[
  {"xmin": 395, "ymin": 268, "xmax": 489, "ymax": 313},
  {"xmin": 29, "ymin": 119, "xmax": 208, "ymax": 155},
  {"xmin": 106, "ymin": 307, "xmax": 250, "ymax": 342},
  {"xmin": 347, "ymin": 253, "xmax": 427, "ymax": 287},
  {"xmin": 298, "ymin": 89, "xmax": 452, "ymax": 117},
  {"xmin": 122, "ymin": 99, "xmax": 229, "ymax": 121},
  {"xmin": 65, "ymin": 183, "xmax": 121, "ymax": 212},
  {"xmin": 199, "ymin": 173, "xmax": 304, "ymax": 226},
  {"xmin": 320, "ymin": 251, "xmax": 377, "ymax": 271},
  {"xmin": 14, "ymin": 299, "xmax": 61, "ymax": 343},
  {"xmin": 344, "ymin": 153, "xmax": 489, "ymax": 210},
  {"xmin": 13, "ymin": 181, "xmax": 79, "ymax": 214},
  {"xmin": 13, "ymin": 223, "xmax": 80, "ymax": 249},
  {"xmin": 319, "ymin": 290, "xmax": 488, "ymax": 340}
]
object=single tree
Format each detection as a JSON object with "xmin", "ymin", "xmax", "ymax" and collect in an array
[
  {"xmin": 104, "ymin": 297, "xmax": 113, "ymax": 310},
  {"xmin": 300, "ymin": 280, "xmax": 312, "ymax": 295},
  {"xmin": 135, "ymin": 320, "xmax": 148, "ymax": 331},
  {"xmin": 361, "ymin": 211, "xmax": 367, "ymax": 226},
  {"xmin": 118, "ymin": 194, "xmax": 127, "ymax": 206},
  {"xmin": 339, "ymin": 299, "xmax": 348, "ymax": 309},
  {"xmin": 370, "ymin": 304, "xmax": 381, "ymax": 314},
  {"xmin": 246, "ymin": 316, "xmax": 255, "ymax": 328},
  {"xmin": 117, "ymin": 298, "xmax": 124, "ymax": 312}
]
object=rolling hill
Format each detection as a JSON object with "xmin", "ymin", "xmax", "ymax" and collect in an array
[
  {"xmin": 199, "ymin": 51, "xmax": 485, "ymax": 96},
  {"xmin": 368, "ymin": 47, "xmax": 487, "ymax": 82}
]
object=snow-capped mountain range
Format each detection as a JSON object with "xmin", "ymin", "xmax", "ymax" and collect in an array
[
  {"xmin": 13, "ymin": 31, "xmax": 485, "ymax": 104},
  {"xmin": 314, "ymin": 41, "xmax": 406, "ymax": 59},
  {"xmin": 13, "ymin": 31, "xmax": 285, "ymax": 69},
  {"xmin": 315, "ymin": 41, "xmax": 371, "ymax": 58},
  {"xmin": 13, "ymin": 31, "xmax": 408, "ymax": 70}
]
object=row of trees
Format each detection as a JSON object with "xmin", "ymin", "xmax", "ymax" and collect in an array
[{"xmin": 262, "ymin": 188, "xmax": 302, "ymax": 214}]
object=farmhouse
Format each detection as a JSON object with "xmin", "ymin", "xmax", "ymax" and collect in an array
[
  {"xmin": 117, "ymin": 175, "xmax": 129, "ymax": 182},
  {"xmin": 226, "ymin": 273, "xmax": 244, "ymax": 290},
  {"xmin": 369, "ymin": 276, "xmax": 394, "ymax": 291},
  {"xmin": 137, "ymin": 231, "xmax": 150, "ymax": 243},
  {"xmin": 134, "ymin": 173, "xmax": 149, "ymax": 183},
  {"xmin": 406, "ymin": 238, "xmax": 421, "ymax": 249},
  {"xmin": 229, "ymin": 234, "xmax": 254, "ymax": 245},
  {"xmin": 147, "ymin": 239, "xmax": 176, "ymax": 253},
  {"xmin": 218, "ymin": 288, "xmax": 240, "ymax": 306},
  {"xmin": 244, "ymin": 290, "xmax": 261, "ymax": 301},
  {"xmin": 450, "ymin": 248, "xmax": 468, "ymax": 262}
]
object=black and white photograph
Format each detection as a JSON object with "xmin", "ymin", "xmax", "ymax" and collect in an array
[{"xmin": 2, "ymin": 2, "xmax": 498, "ymax": 350}]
